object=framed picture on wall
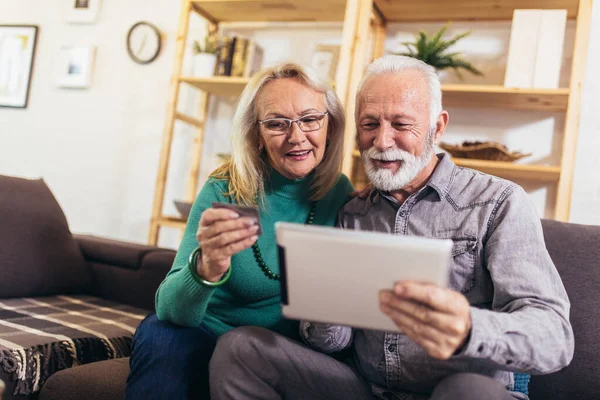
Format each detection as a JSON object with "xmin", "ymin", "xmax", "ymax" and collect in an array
[
  {"xmin": 66, "ymin": 0, "xmax": 102, "ymax": 24},
  {"xmin": 0, "ymin": 25, "xmax": 38, "ymax": 108},
  {"xmin": 55, "ymin": 46, "xmax": 96, "ymax": 89},
  {"xmin": 311, "ymin": 44, "xmax": 340, "ymax": 86}
]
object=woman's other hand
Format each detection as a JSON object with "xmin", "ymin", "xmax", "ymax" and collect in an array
[{"xmin": 195, "ymin": 208, "xmax": 259, "ymax": 282}]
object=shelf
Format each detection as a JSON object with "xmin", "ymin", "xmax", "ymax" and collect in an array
[
  {"xmin": 375, "ymin": 0, "xmax": 579, "ymax": 22},
  {"xmin": 450, "ymin": 158, "xmax": 561, "ymax": 182},
  {"xmin": 180, "ymin": 76, "xmax": 250, "ymax": 97},
  {"xmin": 181, "ymin": 79, "xmax": 570, "ymax": 111},
  {"xmin": 351, "ymin": 150, "xmax": 561, "ymax": 182},
  {"xmin": 156, "ymin": 217, "xmax": 187, "ymax": 229},
  {"xmin": 191, "ymin": 0, "xmax": 348, "ymax": 23},
  {"xmin": 442, "ymin": 85, "xmax": 570, "ymax": 112},
  {"xmin": 192, "ymin": 0, "xmax": 579, "ymax": 23}
]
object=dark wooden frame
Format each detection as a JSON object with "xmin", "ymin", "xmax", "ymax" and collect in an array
[{"xmin": 0, "ymin": 25, "xmax": 38, "ymax": 109}]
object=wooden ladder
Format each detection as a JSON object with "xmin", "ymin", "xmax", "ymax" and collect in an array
[{"xmin": 148, "ymin": 0, "xmax": 216, "ymax": 246}]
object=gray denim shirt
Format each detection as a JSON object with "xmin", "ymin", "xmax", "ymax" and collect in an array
[{"xmin": 300, "ymin": 154, "xmax": 573, "ymax": 400}]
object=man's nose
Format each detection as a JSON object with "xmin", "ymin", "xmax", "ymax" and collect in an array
[
  {"xmin": 287, "ymin": 122, "xmax": 307, "ymax": 145},
  {"xmin": 372, "ymin": 123, "xmax": 395, "ymax": 151}
]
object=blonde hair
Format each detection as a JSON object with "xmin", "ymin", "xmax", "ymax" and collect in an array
[{"xmin": 211, "ymin": 63, "xmax": 346, "ymax": 206}]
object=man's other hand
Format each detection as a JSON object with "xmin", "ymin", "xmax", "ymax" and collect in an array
[{"xmin": 379, "ymin": 281, "xmax": 472, "ymax": 360}]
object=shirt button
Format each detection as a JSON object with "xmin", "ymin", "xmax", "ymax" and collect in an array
[
  {"xmin": 506, "ymin": 359, "xmax": 513, "ymax": 365},
  {"xmin": 399, "ymin": 211, "xmax": 407, "ymax": 218},
  {"xmin": 477, "ymin": 345, "xmax": 484, "ymax": 353},
  {"xmin": 387, "ymin": 344, "xmax": 396, "ymax": 352}
]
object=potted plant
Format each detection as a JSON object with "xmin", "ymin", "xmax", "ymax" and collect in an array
[
  {"xmin": 393, "ymin": 25, "xmax": 483, "ymax": 80},
  {"xmin": 192, "ymin": 30, "xmax": 218, "ymax": 77}
]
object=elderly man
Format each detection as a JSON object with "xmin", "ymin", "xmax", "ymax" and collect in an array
[{"xmin": 209, "ymin": 56, "xmax": 573, "ymax": 400}]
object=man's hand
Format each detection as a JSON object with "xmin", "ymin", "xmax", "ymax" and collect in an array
[{"xmin": 379, "ymin": 281, "xmax": 472, "ymax": 360}]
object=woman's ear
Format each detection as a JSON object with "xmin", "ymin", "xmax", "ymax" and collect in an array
[{"xmin": 257, "ymin": 136, "xmax": 265, "ymax": 153}]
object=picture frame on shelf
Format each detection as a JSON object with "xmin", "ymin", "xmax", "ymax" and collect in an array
[
  {"xmin": 66, "ymin": 0, "xmax": 102, "ymax": 24},
  {"xmin": 0, "ymin": 25, "xmax": 38, "ymax": 108},
  {"xmin": 311, "ymin": 44, "xmax": 340, "ymax": 86},
  {"xmin": 55, "ymin": 46, "xmax": 96, "ymax": 89}
]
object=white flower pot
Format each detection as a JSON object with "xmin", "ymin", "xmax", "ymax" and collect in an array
[{"xmin": 193, "ymin": 53, "xmax": 217, "ymax": 77}]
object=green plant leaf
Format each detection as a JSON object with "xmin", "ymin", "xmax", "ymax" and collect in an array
[
  {"xmin": 436, "ymin": 30, "xmax": 472, "ymax": 54},
  {"xmin": 428, "ymin": 25, "xmax": 448, "ymax": 54},
  {"xmin": 393, "ymin": 25, "xmax": 482, "ymax": 78}
]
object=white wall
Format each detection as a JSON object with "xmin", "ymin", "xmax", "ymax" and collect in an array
[
  {"xmin": 1, "ymin": 1, "xmax": 599, "ymax": 250},
  {"xmin": 0, "ymin": 0, "xmax": 181, "ymax": 246},
  {"xmin": 569, "ymin": 2, "xmax": 600, "ymax": 225}
]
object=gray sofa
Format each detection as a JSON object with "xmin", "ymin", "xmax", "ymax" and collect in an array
[
  {"xmin": 0, "ymin": 175, "xmax": 174, "ymax": 400},
  {"xmin": 1, "ymin": 174, "xmax": 599, "ymax": 399}
]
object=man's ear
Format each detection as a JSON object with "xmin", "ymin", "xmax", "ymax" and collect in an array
[{"xmin": 434, "ymin": 111, "xmax": 449, "ymax": 143}]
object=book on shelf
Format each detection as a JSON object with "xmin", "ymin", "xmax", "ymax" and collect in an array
[
  {"xmin": 504, "ymin": 9, "xmax": 567, "ymax": 89},
  {"xmin": 533, "ymin": 10, "xmax": 567, "ymax": 89},
  {"xmin": 504, "ymin": 9, "xmax": 542, "ymax": 88},
  {"xmin": 230, "ymin": 37, "xmax": 250, "ymax": 77},
  {"xmin": 215, "ymin": 36, "xmax": 235, "ymax": 76},
  {"xmin": 243, "ymin": 40, "xmax": 264, "ymax": 78},
  {"xmin": 215, "ymin": 35, "xmax": 264, "ymax": 78}
]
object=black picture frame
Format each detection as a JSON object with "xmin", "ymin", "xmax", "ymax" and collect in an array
[{"xmin": 0, "ymin": 25, "xmax": 38, "ymax": 109}]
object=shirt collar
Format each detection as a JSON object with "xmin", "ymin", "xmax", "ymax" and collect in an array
[{"xmin": 425, "ymin": 153, "xmax": 457, "ymax": 200}]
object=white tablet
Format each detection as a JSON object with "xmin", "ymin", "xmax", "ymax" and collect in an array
[{"xmin": 275, "ymin": 222, "xmax": 453, "ymax": 332}]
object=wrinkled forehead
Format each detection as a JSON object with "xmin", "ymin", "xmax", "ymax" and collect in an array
[
  {"xmin": 257, "ymin": 78, "xmax": 326, "ymax": 115},
  {"xmin": 357, "ymin": 71, "xmax": 430, "ymax": 114}
]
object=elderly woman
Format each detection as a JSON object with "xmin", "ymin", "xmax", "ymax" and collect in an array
[{"xmin": 125, "ymin": 63, "xmax": 352, "ymax": 399}]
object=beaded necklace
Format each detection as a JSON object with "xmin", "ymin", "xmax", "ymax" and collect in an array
[{"xmin": 251, "ymin": 202, "xmax": 316, "ymax": 281}]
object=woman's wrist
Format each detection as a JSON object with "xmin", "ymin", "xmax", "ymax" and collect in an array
[
  {"xmin": 198, "ymin": 259, "xmax": 225, "ymax": 282},
  {"xmin": 188, "ymin": 247, "xmax": 231, "ymax": 287}
]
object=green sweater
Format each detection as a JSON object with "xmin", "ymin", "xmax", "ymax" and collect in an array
[{"xmin": 155, "ymin": 170, "xmax": 353, "ymax": 338}]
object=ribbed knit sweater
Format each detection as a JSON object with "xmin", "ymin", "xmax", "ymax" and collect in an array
[{"xmin": 155, "ymin": 170, "xmax": 353, "ymax": 338}]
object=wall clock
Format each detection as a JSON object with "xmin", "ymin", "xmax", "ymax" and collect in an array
[{"xmin": 127, "ymin": 21, "xmax": 162, "ymax": 64}]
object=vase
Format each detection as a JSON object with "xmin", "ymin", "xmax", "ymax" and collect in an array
[{"xmin": 193, "ymin": 53, "xmax": 217, "ymax": 77}]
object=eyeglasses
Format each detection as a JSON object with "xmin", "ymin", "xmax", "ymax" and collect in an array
[{"xmin": 258, "ymin": 112, "xmax": 328, "ymax": 135}]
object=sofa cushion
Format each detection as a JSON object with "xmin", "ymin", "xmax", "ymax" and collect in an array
[
  {"xmin": 0, "ymin": 295, "xmax": 148, "ymax": 398},
  {"xmin": 0, "ymin": 175, "xmax": 91, "ymax": 298},
  {"xmin": 38, "ymin": 357, "xmax": 129, "ymax": 400},
  {"xmin": 528, "ymin": 220, "xmax": 600, "ymax": 400}
]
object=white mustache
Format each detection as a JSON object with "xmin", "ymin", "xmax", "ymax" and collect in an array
[{"xmin": 363, "ymin": 147, "xmax": 416, "ymax": 162}]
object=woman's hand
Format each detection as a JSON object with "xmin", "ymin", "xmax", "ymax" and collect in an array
[{"xmin": 195, "ymin": 208, "xmax": 259, "ymax": 282}]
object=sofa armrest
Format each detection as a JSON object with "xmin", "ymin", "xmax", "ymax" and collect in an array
[
  {"xmin": 74, "ymin": 235, "xmax": 176, "ymax": 311},
  {"xmin": 74, "ymin": 234, "xmax": 164, "ymax": 270}
]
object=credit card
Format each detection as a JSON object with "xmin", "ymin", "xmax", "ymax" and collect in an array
[{"xmin": 212, "ymin": 202, "xmax": 263, "ymax": 236}]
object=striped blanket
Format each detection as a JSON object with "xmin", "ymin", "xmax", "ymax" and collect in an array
[{"xmin": 0, "ymin": 295, "xmax": 149, "ymax": 396}]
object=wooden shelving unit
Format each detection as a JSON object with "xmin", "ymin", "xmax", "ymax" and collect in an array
[
  {"xmin": 373, "ymin": 0, "xmax": 580, "ymax": 22},
  {"xmin": 442, "ymin": 85, "xmax": 570, "ymax": 112},
  {"xmin": 180, "ymin": 76, "xmax": 250, "ymax": 96},
  {"xmin": 148, "ymin": 0, "xmax": 364, "ymax": 245},
  {"xmin": 149, "ymin": 0, "xmax": 593, "ymax": 244},
  {"xmin": 342, "ymin": 0, "xmax": 592, "ymax": 223}
]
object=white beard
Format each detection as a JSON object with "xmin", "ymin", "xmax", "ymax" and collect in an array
[{"xmin": 361, "ymin": 144, "xmax": 433, "ymax": 192}]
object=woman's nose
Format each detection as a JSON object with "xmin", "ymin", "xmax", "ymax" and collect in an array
[{"xmin": 287, "ymin": 122, "xmax": 307, "ymax": 144}]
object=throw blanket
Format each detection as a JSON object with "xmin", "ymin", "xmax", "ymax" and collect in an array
[{"xmin": 0, "ymin": 295, "xmax": 148, "ymax": 396}]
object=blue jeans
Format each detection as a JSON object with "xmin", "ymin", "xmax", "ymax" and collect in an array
[{"xmin": 126, "ymin": 314, "xmax": 217, "ymax": 400}]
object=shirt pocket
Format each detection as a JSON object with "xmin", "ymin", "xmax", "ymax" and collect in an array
[{"xmin": 447, "ymin": 236, "xmax": 477, "ymax": 294}]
